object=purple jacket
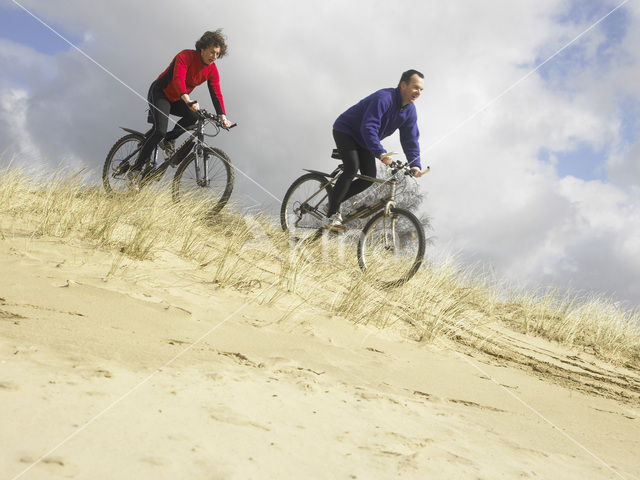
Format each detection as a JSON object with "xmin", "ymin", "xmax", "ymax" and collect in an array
[{"xmin": 333, "ymin": 87, "xmax": 421, "ymax": 168}]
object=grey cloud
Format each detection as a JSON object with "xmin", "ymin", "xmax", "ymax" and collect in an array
[
  {"xmin": 2, "ymin": 0, "xmax": 639, "ymax": 306},
  {"xmin": 607, "ymin": 141, "xmax": 640, "ymax": 186}
]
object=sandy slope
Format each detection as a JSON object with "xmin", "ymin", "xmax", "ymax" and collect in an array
[{"xmin": 1, "ymin": 232, "xmax": 639, "ymax": 480}]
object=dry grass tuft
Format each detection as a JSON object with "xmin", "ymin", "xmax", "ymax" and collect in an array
[
  {"xmin": 497, "ymin": 289, "xmax": 640, "ymax": 362},
  {"xmin": 1, "ymin": 167, "xmax": 639, "ymax": 365}
]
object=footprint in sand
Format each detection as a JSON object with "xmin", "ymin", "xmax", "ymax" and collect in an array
[
  {"xmin": 0, "ymin": 381, "xmax": 19, "ymax": 391},
  {"xmin": 447, "ymin": 398, "xmax": 507, "ymax": 413},
  {"xmin": 19, "ymin": 456, "xmax": 65, "ymax": 467},
  {"xmin": 85, "ymin": 391, "xmax": 109, "ymax": 397},
  {"xmin": 78, "ymin": 368, "xmax": 113, "ymax": 380},
  {"xmin": 204, "ymin": 405, "xmax": 271, "ymax": 431},
  {"xmin": 216, "ymin": 350, "xmax": 264, "ymax": 368},
  {"xmin": 270, "ymin": 364, "xmax": 325, "ymax": 393},
  {"xmin": 139, "ymin": 456, "xmax": 165, "ymax": 466},
  {"xmin": 0, "ymin": 308, "xmax": 25, "ymax": 319}
]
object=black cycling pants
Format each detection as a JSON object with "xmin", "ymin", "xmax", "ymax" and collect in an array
[
  {"xmin": 134, "ymin": 81, "xmax": 199, "ymax": 169},
  {"xmin": 327, "ymin": 129, "xmax": 377, "ymax": 216}
]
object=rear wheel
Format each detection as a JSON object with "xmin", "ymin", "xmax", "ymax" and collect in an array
[
  {"xmin": 102, "ymin": 133, "xmax": 144, "ymax": 194},
  {"xmin": 357, "ymin": 207, "xmax": 425, "ymax": 287},
  {"xmin": 280, "ymin": 173, "xmax": 332, "ymax": 233},
  {"xmin": 172, "ymin": 147, "xmax": 234, "ymax": 215}
]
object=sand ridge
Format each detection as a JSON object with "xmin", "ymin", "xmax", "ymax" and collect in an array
[{"xmin": 1, "ymin": 233, "xmax": 639, "ymax": 479}]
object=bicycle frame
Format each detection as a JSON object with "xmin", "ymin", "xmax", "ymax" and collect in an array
[
  {"xmin": 297, "ymin": 168, "xmax": 399, "ymax": 227},
  {"xmin": 116, "ymin": 127, "xmax": 166, "ymax": 174},
  {"xmin": 117, "ymin": 111, "xmax": 226, "ymax": 185}
]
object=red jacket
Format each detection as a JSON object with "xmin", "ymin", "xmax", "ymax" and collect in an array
[{"xmin": 155, "ymin": 49, "xmax": 225, "ymax": 114}]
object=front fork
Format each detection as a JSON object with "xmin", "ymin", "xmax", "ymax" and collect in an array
[
  {"xmin": 194, "ymin": 145, "xmax": 209, "ymax": 187},
  {"xmin": 383, "ymin": 200, "xmax": 397, "ymax": 250}
]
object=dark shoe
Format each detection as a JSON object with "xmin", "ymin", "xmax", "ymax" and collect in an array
[{"xmin": 159, "ymin": 138, "xmax": 176, "ymax": 157}]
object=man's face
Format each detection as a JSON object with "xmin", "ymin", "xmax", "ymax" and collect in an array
[
  {"xmin": 400, "ymin": 74, "xmax": 424, "ymax": 105},
  {"xmin": 200, "ymin": 45, "xmax": 221, "ymax": 65}
]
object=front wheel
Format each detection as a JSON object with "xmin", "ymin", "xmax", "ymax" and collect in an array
[
  {"xmin": 357, "ymin": 207, "xmax": 425, "ymax": 288},
  {"xmin": 102, "ymin": 133, "xmax": 144, "ymax": 194},
  {"xmin": 172, "ymin": 147, "xmax": 234, "ymax": 215},
  {"xmin": 280, "ymin": 173, "xmax": 333, "ymax": 233}
]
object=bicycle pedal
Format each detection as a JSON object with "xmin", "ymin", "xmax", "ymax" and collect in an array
[
  {"xmin": 323, "ymin": 225, "xmax": 347, "ymax": 234},
  {"xmin": 114, "ymin": 163, "xmax": 130, "ymax": 176}
]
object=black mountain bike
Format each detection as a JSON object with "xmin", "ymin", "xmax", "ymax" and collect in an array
[
  {"xmin": 102, "ymin": 109, "xmax": 235, "ymax": 215},
  {"xmin": 281, "ymin": 152, "xmax": 428, "ymax": 287}
]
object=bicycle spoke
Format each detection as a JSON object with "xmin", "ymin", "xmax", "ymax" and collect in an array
[
  {"xmin": 281, "ymin": 173, "xmax": 332, "ymax": 233},
  {"xmin": 172, "ymin": 148, "xmax": 234, "ymax": 215},
  {"xmin": 103, "ymin": 134, "xmax": 144, "ymax": 194},
  {"xmin": 358, "ymin": 208, "xmax": 425, "ymax": 287}
]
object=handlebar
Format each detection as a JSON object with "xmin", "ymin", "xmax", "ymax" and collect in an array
[
  {"xmin": 197, "ymin": 109, "xmax": 237, "ymax": 130},
  {"xmin": 389, "ymin": 160, "xmax": 430, "ymax": 176}
]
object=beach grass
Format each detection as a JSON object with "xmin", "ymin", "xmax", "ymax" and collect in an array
[{"xmin": 1, "ymin": 166, "xmax": 638, "ymax": 365}]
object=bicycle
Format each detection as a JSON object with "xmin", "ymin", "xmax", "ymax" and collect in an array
[
  {"xmin": 280, "ymin": 151, "xmax": 429, "ymax": 287},
  {"xmin": 102, "ymin": 109, "xmax": 236, "ymax": 215}
]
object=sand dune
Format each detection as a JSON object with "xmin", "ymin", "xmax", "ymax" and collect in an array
[{"xmin": 1, "ymin": 227, "xmax": 639, "ymax": 480}]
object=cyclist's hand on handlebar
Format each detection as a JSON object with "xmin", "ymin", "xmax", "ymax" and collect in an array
[
  {"xmin": 410, "ymin": 166, "xmax": 430, "ymax": 178},
  {"xmin": 219, "ymin": 114, "xmax": 232, "ymax": 129},
  {"xmin": 379, "ymin": 154, "xmax": 393, "ymax": 166}
]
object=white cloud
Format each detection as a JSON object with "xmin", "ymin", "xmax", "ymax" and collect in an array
[
  {"xmin": 1, "ymin": 0, "xmax": 639, "ymax": 305},
  {"xmin": 0, "ymin": 87, "xmax": 42, "ymax": 161},
  {"xmin": 608, "ymin": 141, "xmax": 640, "ymax": 185}
]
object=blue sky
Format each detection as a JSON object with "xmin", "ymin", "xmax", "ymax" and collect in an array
[
  {"xmin": 0, "ymin": 4, "xmax": 80, "ymax": 55},
  {"xmin": 533, "ymin": 1, "xmax": 633, "ymax": 183},
  {"xmin": 537, "ymin": 144, "xmax": 607, "ymax": 181}
]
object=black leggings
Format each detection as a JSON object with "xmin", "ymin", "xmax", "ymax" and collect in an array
[
  {"xmin": 134, "ymin": 81, "xmax": 199, "ymax": 169},
  {"xmin": 327, "ymin": 129, "xmax": 377, "ymax": 216}
]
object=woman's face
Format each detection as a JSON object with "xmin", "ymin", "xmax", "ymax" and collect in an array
[{"xmin": 200, "ymin": 45, "xmax": 221, "ymax": 65}]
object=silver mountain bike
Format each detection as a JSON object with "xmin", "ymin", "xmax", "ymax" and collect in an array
[{"xmin": 281, "ymin": 152, "xmax": 428, "ymax": 287}]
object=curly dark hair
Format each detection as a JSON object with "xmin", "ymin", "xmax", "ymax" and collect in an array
[{"xmin": 195, "ymin": 29, "xmax": 228, "ymax": 58}]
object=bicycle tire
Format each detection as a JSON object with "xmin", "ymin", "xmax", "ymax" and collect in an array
[
  {"xmin": 172, "ymin": 146, "xmax": 234, "ymax": 215},
  {"xmin": 102, "ymin": 132, "xmax": 144, "ymax": 194},
  {"xmin": 280, "ymin": 172, "xmax": 333, "ymax": 232},
  {"xmin": 357, "ymin": 207, "xmax": 425, "ymax": 288}
]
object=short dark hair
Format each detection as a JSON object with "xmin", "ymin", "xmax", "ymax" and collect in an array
[
  {"xmin": 398, "ymin": 69, "xmax": 424, "ymax": 87},
  {"xmin": 195, "ymin": 29, "xmax": 228, "ymax": 58}
]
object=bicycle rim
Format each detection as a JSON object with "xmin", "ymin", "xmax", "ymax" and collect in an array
[
  {"xmin": 281, "ymin": 173, "xmax": 331, "ymax": 233},
  {"xmin": 172, "ymin": 148, "xmax": 233, "ymax": 215},
  {"xmin": 103, "ymin": 133, "xmax": 143, "ymax": 194},
  {"xmin": 358, "ymin": 208, "xmax": 425, "ymax": 287}
]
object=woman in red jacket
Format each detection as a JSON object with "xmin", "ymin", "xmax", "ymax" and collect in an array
[{"xmin": 133, "ymin": 29, "xmax": 232, "ymax": 172}]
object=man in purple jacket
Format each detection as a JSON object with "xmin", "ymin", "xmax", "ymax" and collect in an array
[{"xmin": 325, "ymin": 69, "xmax": 428, "ymax": 232}]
